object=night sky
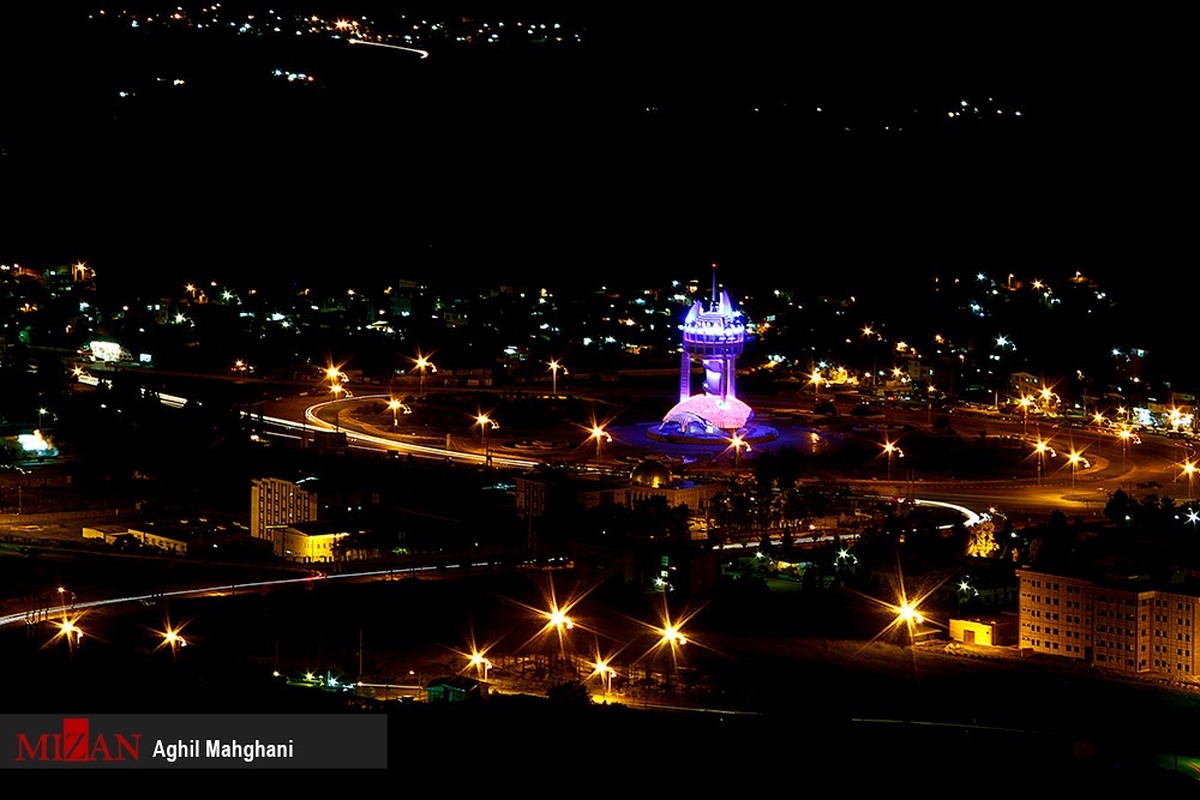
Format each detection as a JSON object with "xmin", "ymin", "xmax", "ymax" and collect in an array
[{"xmin": 0, "ymin": 4, "xmax": 1191, "ymax": 312}]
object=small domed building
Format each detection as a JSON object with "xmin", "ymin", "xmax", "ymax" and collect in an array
[{"xmin": 625, "ymin": 459, "xmax": 722, "ymax": 516}]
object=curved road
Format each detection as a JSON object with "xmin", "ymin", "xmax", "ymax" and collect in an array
[{"xmin": 250, "ymin": 389, "xmax": 1199, "ymax": 527}]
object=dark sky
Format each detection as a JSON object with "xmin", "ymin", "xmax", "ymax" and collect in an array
[{"xmin": 0, "ymin": 3, "xmax": 1192, "ymax": 312}]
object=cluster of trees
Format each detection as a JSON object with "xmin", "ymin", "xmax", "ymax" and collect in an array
[{"xmin": 1103, "ymin": 488, "xmax": 1199, "ymax": 531}]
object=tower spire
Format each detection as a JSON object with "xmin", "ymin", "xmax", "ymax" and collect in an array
[{"xmin": 711, "ymin": 262, "xmax": 718, "ymax": 306}]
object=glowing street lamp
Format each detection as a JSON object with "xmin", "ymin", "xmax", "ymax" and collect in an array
[
  {"xmin": 1033, "ymin": 439, "xmax": 1053, "ymax": 485},
  {"xmin": 651, "ymin": 608, "xmax": 693, "ymax": 684},
  {"xmin": 155, "ymin": 619, "xmax": 190, "ymax": 661},
  {"xmin": 475, "ymin": 413, "xmax": 492, "ymax": 443},
  {"xmin": 475, "ymin": 412, "xmax": 498, "ymax": 465},
  {"xmin": 809, "ymin": 368, "xmax": 823, "ymax": 401},
  {"xmin": 1118, "ymin": 427, "xmax": 1133, "ymax": 467},
  {"xmin": 387, "ymin": 397, "xmax": 409, "ymax": 427},
  {"xmin": 534, "ymin": 597, "xmax": 577, "ymax": 660},
  {"xmin": 660, "ymin": 624, "xmax": 687, "ymax": 648},
  {"xmin": 589, "ymin": 424, "xmax": 611, "ymax": 460},
  {"xmin": 730, "ymin": 433, "xmax": 751, "ymax": 469},
  {"xmin": 1017, "ymin": 395, "xmax": 1034, "ymax": 438},
  {"xmin": 56, "ymin": 586, "xmax": 77, "ymax": 612},
  {"xmin": 591, "ymin": 658, "xmax": 616, "ymax": 696},
  {"xmin": 412, "ymin": 353, "xmax": 436, "ymax": 398},
  {"xmin": 469, "ymin": 650, "xmax": 492, "ymax": 681},
  {"xmin": 852, "ymin": 567, "xmax": 945, "ymax": 649},
  {"xmin": 49, "ymin": 615, "xmax": 85, "ymax": 653},
  {"xmin": 548, "ymin": 608, "xmax": 574, "ymax": 633},
  {"xmin": 1180, "ymin": 460, "xmax": 1197, "ymax": 501},
  {"xmin": 548, "ymin": 359, "xmax": 567, "ymax": 397},
  {"xmin": 59, "ymin": 620, "xmax": 83, "ymax": 645},
  {"xmin": 1067, "ymin": 450, "xmax": 1087, "ymax": 489},
  {"xmin": 882, "ymin": 439, "xmax": 904, "ymax": 481},
  {"xmin": 897, "ymin": 600, "xmax": 924, "ymax": 627}
]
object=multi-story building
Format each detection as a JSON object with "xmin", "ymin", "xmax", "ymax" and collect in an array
[
  {"xmin": 250, "ymin": 476, "xmax": 319, "ymax": 541},
  {"xmin": 1017, "ymin": 567, "xmax": 1200, "ymax": 677}
]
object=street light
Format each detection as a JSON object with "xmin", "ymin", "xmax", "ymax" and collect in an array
[
  {"xmin": 1067, "ymin": 450, "xmax": 1088, "ymax": 489},
  {"xmin": 730, "ymin": 433, "xmax": 751, "ymax": 469},
  {"xmin": 387, "ymin": 397, "xmax": 409, "ymax": 427},
  {"xmin": 1017, "ymin": 395, "xmax": 1034, "ymax": 438},
  {"xmin": 51, "ymin": 614, "xmax": 85, "ymax": 653},
  {"xmin": 548, "ymin": 359, "xmax": 567, "ymax": 398},
  {"xmin": 589, "ymin": 424, "xmax": 611, "ymax": 460},
  {"xmin": 158, "ymin": 624, "xmax": 189, "ymax": 660},
  {"xmin": 57, "ymin": 586, "xmax": 77, "ymax": 612},
  {"xmin": 1032, "ymin": 439, "xmax": 1054, "ymax": 485},
  {"xmin": 469, "ymin": 650, "xmax": 492, "ymax": 681},
  {"xmin": 1180, "ymin": 460, "xmax": 1197, "ymax": 500},
  {"xmin": 655, "ymin": 616, "xmax": 689, "ymax": 684},
  {"xmin": 882, "ymin": 439, "xmax": 904, "ymax": 481},
  {"xmin": 413, "ymin": 353, "xmax": 436, "ymax": 398},
  {"xmin": 591, "ymin": 658, "xmax": 615, "ymax": 696},
  {"xmin": 59, "ymin": 620, "xmax": 84, "ymax": 645},
  {"xmin": 1039, "ymin": 385, "xmax": 1055, "ymax": 412},
  {"xmin": 475, "ymin": 413, "xmax": 498, "ymax": 465},
  {"xmin": 1118, "ymin": 427, "xmax": 1133, "ymax": 467},
  {"xmin": 324, "ymin": 363, "xmax": 351, "ymax": 400}
]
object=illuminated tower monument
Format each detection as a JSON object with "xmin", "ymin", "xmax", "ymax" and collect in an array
[{"xmin": 660, "ymin": 270, "xmax": 754, "ymax": 435}]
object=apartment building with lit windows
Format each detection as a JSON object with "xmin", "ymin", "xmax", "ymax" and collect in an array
[
  {"xmin": 250, "ymin": 476, "xmax": 320, "ymax": 541},
  {"xmin": 1018, "ymin": 567, "xmax": 1200, "ymax": 677}
]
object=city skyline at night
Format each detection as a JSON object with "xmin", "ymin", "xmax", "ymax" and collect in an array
[{"xmin": 3, "ymin": 2, "xmax": 1198, "ymax": 786}]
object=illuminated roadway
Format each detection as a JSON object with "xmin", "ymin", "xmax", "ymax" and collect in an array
[
  {"xmin": 250, "ymin": 389, "xmax": 1198, "ymax": 521},
  {"xmin": 873, "ymin": 405, "xmax": 1199, "ymax": 523},
  {"xmin": 215, "ymin": 381, "xmax": 1200, "ymax": 524},
  {"xmin": 347, "ymin": 38, "xmax": 430, "ymax": 59},
  {"xmin": 0, "ymin": 560, "xmax": 517, "ymax": 630},
  {"xmin": 249, "ymin": 393, "xmax": 542, "ymax": 469}
]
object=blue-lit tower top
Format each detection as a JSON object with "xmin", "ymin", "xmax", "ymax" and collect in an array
[{"xmin": 679, "ymin": 286, "xmax": 745, "ymax": 403}]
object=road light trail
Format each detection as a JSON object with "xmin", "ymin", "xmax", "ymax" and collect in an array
[
  {"xmin": 0, "ymin": 561, "xmax": 516, "ymax": 629},
  {"xmin": 347, "ymin": 38, "xmax": 430, "ymax": 59},
  {"xmin": 247, "ymin": 395, "xmax": 540, "ymax": 469},
  {"xmin": 911, "ymin": 498, "xmax": 984, "ymax": 528}
]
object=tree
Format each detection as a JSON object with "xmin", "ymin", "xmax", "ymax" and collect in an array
[
  {"xmin": 632, "ymin": 496, "xmax": 690, "ymax": 541},
  {"xmin": 965, "ymin": 519, "xmax": 1000, "ymax": 558},
  {"xmin": 1104, "ymin": 489, "xmax": 1133, "ymax": 526}
]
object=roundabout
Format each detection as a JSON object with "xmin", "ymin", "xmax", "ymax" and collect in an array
[{"xmin": 245, "ymin": 380, "xmax": 1200, "ymax": 533}]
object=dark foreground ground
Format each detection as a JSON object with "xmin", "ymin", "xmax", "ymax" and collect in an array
[{"xmin": 3, "ymin": 565, "xmax": 1200, "ymax": 787}]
